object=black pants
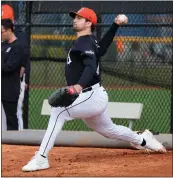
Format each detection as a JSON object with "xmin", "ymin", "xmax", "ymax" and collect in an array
[{"xmin": 2, "ymin": 100, "xmax": 18, "ymax": 130}]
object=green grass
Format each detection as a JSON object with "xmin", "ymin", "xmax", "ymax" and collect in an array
[
  {"xmin": 30, "ymin": 61, "xmax": 171, "ymax": 88},
  {"xmin": 102, "ymin": 61, "xmax": 171, "ymax": 88},
  {"xmin": 28, "ymin": 61, "xmax": 171, "ymax": 133},
  {"xmin": 28, "ymin": 88, "xmax": 171, "ymax": 133},
  {"xmin": 30, "ymin": 61, "xmax": 66, "ymax": 86}
]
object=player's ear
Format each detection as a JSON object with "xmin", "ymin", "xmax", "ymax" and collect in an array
[{"xmin": 86, "ymin": 20, "xmax": 92, "ymax": 28}]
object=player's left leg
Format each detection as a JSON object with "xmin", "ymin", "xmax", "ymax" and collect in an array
[
  {"xmin": 83, "ymin": 110, "xmax": 143, "ymax": 145},
  {"xmin": 83, "ymin": 110, "xmax": 166, "ymax": 152}
]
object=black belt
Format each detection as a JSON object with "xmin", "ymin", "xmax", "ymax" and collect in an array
[{"xmin": 82, "ymin": 83, "xmax": 101, "ymax": 93}]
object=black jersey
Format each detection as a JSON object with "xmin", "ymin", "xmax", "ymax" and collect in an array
[
  {"xmin": 2, "ymin": 27, "xmax": 30, "ymax": 83},
  {"xmin": 65, "ymin": 23, "xmax": 119, "ymax": 88},
  {"xmin": 2, "ymin": 39, "xmax": 25, "ymax": 101},
  {"xmin": 65, "ymin": 35, "xmax": 100, "ymax": 88}
]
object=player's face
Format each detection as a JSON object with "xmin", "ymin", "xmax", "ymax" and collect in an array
[{"xmin": 73, "ymin": 15, "xmax": 90, "ymax": 32}]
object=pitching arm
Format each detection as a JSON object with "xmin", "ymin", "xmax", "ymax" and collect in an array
[
  {"xmin": 98, "ymin": 14, "xmax": 128, "ymax": 57},
  {"xmin": 98, "ymin": 23, "xmax": 119, "ymax": 57}
]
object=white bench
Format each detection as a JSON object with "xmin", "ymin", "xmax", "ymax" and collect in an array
[{"xmin": 41, "ymin": 100, "xmax": 143, "ymax": 130}]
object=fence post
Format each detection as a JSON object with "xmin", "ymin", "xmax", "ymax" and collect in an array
[
  {"xmin": 170, "ymin": 12, "xmax": 173, "ymax": 134},
  {"xmin": 171, "ymin": 34, "xmax": 173, "ymax": 134},
  {"xmin": 171, "ymin": 91, "xmax": 173, "ymax": 134},
  {"xmin": 23, "ymin": 1, "xmax": 32, "ymax": 129}
]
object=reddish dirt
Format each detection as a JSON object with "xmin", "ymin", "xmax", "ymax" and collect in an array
[{"xmin": 2, "ymin": 144, "xmax": 172, "ymax": 177}]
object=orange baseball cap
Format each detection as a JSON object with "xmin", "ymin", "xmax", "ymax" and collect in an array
[
  {"xmin": 1, "ymin": 4, "xmax": 14, "ymax": 21},
  {"xmin": 69, "ymin": 7, "xmax": 97, "ymax": 25}
]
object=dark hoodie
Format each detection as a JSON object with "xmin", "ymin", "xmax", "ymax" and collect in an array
[{"xmin": 2, "ymin": 39, "xmax": 24, "ymax": 101}]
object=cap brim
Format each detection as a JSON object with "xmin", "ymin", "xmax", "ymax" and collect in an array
[{"xmin": 69, "ymin": 11, "xmax": 77, "ymax": 18}]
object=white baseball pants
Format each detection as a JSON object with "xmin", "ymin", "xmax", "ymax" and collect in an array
[
  {"xmin": 17, "ymin": 75, "xmax": 26, "ymax": 131},
  {"xmin": 39, "ymin": 83, "xmax": 143, "ymax": 156},
  {"xmin": 2, "ymin": 103, "xmax": 7, "ymax": 131}
]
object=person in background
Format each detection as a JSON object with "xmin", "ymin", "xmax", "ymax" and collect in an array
[
  {"xmin": 1, "ymin": 4, "xmax": 31, "ymax": 130},
  {"xmin": 1, "ymin": 19, "xmax": 26, "ymax": 130}
]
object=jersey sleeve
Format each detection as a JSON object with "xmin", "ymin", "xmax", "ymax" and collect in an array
[{"xmin": 15, "ymin": 29, "xmax": 30, "ymax": 83}]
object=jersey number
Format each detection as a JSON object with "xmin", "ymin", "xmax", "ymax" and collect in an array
[{"xmin": 67, "ymin": 49, "xmax": 72, "ymax": 65}]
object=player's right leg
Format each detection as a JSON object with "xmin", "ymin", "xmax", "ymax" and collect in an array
[
  {"xmin": 22, "ymin": 107, "xmax": 69, "ymax": 171},
  {"xmin": 22, "ymin": 84, "xmax": 107, "ymax": 172},
  {"xmin": 83, "ymin": 111, "xmax": 166, "ymax": 153}
]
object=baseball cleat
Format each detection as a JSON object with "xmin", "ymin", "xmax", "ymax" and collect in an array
[
  {"xmin": 130, "ymin": 129, "xmax": 167, "ymax": 153},
  {"xmin": 22, "ymin": 152, "xmax": 49, "ymax": 172}
]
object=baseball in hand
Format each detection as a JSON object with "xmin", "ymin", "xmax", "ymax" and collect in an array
[
  {"xmin": 116, "ymin": 14, "xmax": 128, "ymax": 24},
  {"xmin": 119, "ymin": 15, "xmax": 127, "ymax": 22}
]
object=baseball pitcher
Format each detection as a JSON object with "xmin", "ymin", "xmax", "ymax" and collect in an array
[{"xmin": 22, "ymin": 7, "xmax": 166, "ymax": 172}]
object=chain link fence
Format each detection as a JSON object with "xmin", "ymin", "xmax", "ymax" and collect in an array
[{"xmin": 2, "ymin": 1, "xmax": 173, "ymax": 133}]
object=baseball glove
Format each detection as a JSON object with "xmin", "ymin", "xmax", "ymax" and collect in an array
[{"xmin": 48, "ymin": 86, "xmax": 79, "ymax": 107}]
